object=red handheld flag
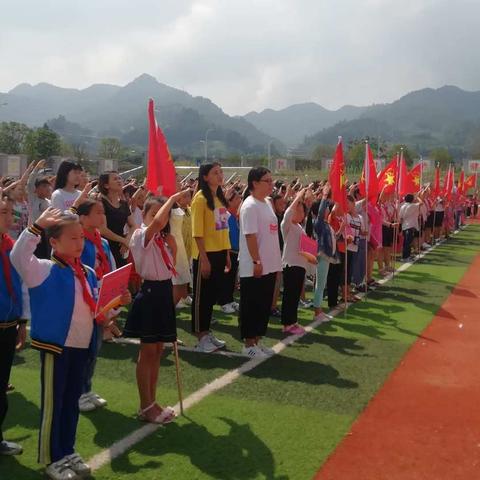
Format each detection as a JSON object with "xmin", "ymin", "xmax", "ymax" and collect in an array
[
  {"xmin": 406, "ymin": 162, "xmax": 423, "ymax": 194},
  {"xmin": 442, "ymin": 165, "xmax": 454, "ymax": 199},
  {"xmin": 146, "ymin": 99, "xmax": 177, "ymax": 197},
  {"xmin": 377, "ymin": 156, "xmax": 398, "ymax": 194},
  {"xmin": 397, "ymin": 154, "xmax": 409, "ymax": 196},
  {"xmin": 358, "ymin": 143, "xmax": 379, "ymax": 203},
  {"xmin": 464, "ymin": 174, "xmax": 476, "ymax": 192},
  {"xmin": 328, "ymin": 137, "xmax": 347, "ymax": 213},
  {"xmin": 458, "ymin": 168, "xmax": 465, "ymax": 196}
]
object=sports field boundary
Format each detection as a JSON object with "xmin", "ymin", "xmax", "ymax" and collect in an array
[{"xmin": 87, "ymin": 228, "xmax": 465, "ymax": 472}]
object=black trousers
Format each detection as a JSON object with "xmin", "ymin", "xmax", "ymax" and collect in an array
[
  {"xmin": 327, "ymin": 261, "xmax": 342, "ymax": 308},
  {"xmin": 281, "ymin": 266, "xmax": 305, "ymax": 326},
  {"xmin": 218, "ymin": 251, "xmax": 238, "ymax": 306},
  {"xmin": 191, "ymin": 250, "xmax": 227, "ymax": 333},
  {"xmin": 339, "ymin": 250, "xmax": 354, "ymax": 286},
  {"xmin": 0, "ymin": 324, "xmax": 17, "ymax": 442},
  {"xmin": 239, "ymin": 272, "xmax": 277, "ymax": 339}
]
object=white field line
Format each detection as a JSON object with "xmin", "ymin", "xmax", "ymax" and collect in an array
[{"xmin": 87, "ymin": 229, "xmax": 462, "ymax": 471}]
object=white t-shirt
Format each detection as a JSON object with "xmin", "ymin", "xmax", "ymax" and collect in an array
[
  {"xmin": 355, "ymin": 201, "xmax": 369, "ymax": 240},
  {"xmin": 129, "ymin": 226, "xmax": 173, "ymax": 281},
  {"xmin": 281, "ymin": 203, "xmax": 308, "ymax": 270},
  {"xmin": 238, "ymin": 196, "xmax": 282, "ymax": 278},
  {"xmin": 399, "ymin": 202, "xmax": 420, "ymax": 230},
  {"xmin": 346, "ymin": 213, "xmax": 364, "ymax": 253},
  {"xmin": 51, "ymin": 188, "xmax": 81, "ymax": 212}
]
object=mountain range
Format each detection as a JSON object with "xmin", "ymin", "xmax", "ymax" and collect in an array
[{"xmin": 1, "ymin": 75, "xmax": 480, "ymax": 158}]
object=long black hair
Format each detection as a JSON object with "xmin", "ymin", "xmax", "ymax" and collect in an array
[
  {"xmin": 198, "ymin": 162, "xmax": 228, "ymax": 211},
  {"xmin": 54, "ymin": 161, "xmax": 83, "ymax": 190},
  {"xmin": 243, "ymin": 166, "xmax": 271, "ymax": 200}
]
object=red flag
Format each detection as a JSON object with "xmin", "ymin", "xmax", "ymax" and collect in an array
[
  {"xmin": 458, "ymin": 168, "xmax": 465, "ymax": 195},
  {"xmin": 328, "ymin": 137, "xmax": 347, "ymax": 212},
  {"xmin": 406, "ymin": 162, "xmax": 423, "ymax": 193},
  {"xmin": 464, "ymin": 174, "xmax": 476, "ymax": 192},
  {"xmin": 377, "ymin": 156, "xmax": 398, "ymax": 194},
  {"xmin": 432, "ymin": 163, "xmax": 441, "ymax": 196},
  {"xmin": 358, "ymin": 143, "xmax": 379, "ymax": 203},
  {"xmin": 442, "ymin": 165, "xmax": 454, "ymax": 199},
  {"xmin": 146, "ymin": 99, "xmax": 176, "ymax": 197},
  {"xmin": 397, "ymin": 154, "xmax": 409, "ymax": 196}
]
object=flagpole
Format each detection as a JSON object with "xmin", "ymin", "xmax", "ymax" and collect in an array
[
  {"xmin": 392, "ymin": 150, "xmax": 402, "ymax": 282},
  {"xmin": 344, "ymin": 213, "xmax": 348, "ymax": 316}
]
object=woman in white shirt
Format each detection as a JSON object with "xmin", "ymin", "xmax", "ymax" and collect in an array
[
  {"xmin": 238, "ymin": 167, "xmax": 282, "ymax": 358},
  {"xmin": 50, "ymin": 161, "xmax": 83, "ymax": 212}
]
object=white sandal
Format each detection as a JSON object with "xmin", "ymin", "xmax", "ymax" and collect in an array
[{"xmin": 138, "ymin": 403, "xmax": 177, "ymax": 424}]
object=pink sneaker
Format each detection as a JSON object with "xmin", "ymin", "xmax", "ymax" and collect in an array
[{"xmin": 282, "ymin": 324, "xmax": 306, "ymax": 335}]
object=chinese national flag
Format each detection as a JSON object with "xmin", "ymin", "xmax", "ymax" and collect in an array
[
  {"xmin": 432, "ymin": 164, "xmax": 441, "ymax": 196},
  {"xmin": 406, "ymin": 162, "xmax": 423, "ymax": 193},
  {"xmin": 358, "ymin": 143, "xmax": 379, "ymax": 203},
  {"xmin": 146, "ymin": 99, "xmax": 177, "ymax": 197},
  {"xmin": 328, "ymin": 137, "xmax": 347, "ymax": 212},
  {"xmin": 464, "ymin": 174, "xmax": 476, "ymax": 192},
  {"xmin": 377, "ymin": 156, "xmax": 398, "ymax": 194}
]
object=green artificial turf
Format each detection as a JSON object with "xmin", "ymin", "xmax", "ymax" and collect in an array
[{"xmin": 1, "ymin": 226, "xmax": 479, "ymax": 480}]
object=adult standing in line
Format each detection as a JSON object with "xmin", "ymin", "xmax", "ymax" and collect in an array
[
  {"xmin": 98, "ymin": 171, "xmax": 136, "ymax": 268},
  {"xmin": 191, "ymin": 163, "xmax": 231, "ymax": 353},
  {"xmin": 238, "ymin": 167, "xmax": 282, "ymax": 358}
]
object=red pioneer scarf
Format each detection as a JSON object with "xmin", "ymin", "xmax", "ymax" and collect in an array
[
  {"xmin": 83, "ymin": 228, "xmax": 111, "ymax": 280},
  {"xmin": 154, "ymin": 234, "xmax": 177, "ymax": 276},
  {"xmin": 55, "ymin": 254, "xmax": 97, "ymax": 315}
]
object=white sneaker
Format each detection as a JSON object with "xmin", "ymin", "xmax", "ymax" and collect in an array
[
  {"xmin": 194, "ymin": 335, "xmax": 218, "ymax": 353},
  {"xmin": 64, "ymin": 453, "xmax": 91, "ymax": 476},
  {"xmin": 422, "ymin": 242, "xmax": 431, "ymax": 249},
  {"xmin": 45, "ymin": 458, "xmax": 77, "ymax": 480},
  {"xmin": 208, "ymin": 333, "xmax": 226, "ymax": 348},
  {"xmin": 242, "ymin": 345, "xmax": 268, "ymax": 358},
  {"xmin": 314, "ymin": 312, "xmax": 332, "ymax": 323},
  {"xmin": 79, "ymin": 393, "xmax": 96, "ymax": 412},
  {"xmin": 232, "ymin": 301, "xmax": 240, "ymax": 312},
  {"xmin": 175, "ymin": 300, "xmax": 188, "ymax": 309},
  {"xmin": 183, "ymin": 296, "xmax": 193, "ymax": 306},
  {"xmin": 220, "ymin": 303, "xmax": 236, "ymax": 314},
  {"xmin": 88, "ymin": 392, "xmax": 107, "ymax": 408},
  {"xmin": 299, "ymin": 299, "xmax": 313, "ymax": 308}
]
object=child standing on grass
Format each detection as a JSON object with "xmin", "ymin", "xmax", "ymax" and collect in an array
[
  {"xmin": 280, "ymin": 188, "xmax": 313, "ymax": 335},
  {"xmin": 74, "ymin": 194, "xmax": 117, "ymax": 414},
  {"xmin": 0, "ymin": 193, "xmax": 28, "ymax": 457},
  {"xmin": 123, "ymin": 191, "xmax": 188, "ymax": 425},
  {"xmin": 10, "ymin": 207, "xmax": 130, "ymax": 480}
]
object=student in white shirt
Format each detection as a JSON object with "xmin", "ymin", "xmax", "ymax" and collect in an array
[
  {"xmin": 123, "ymin": 190, "xmax": 188, "ymax": 425},
  {"xmin": 50, "ymin": 161, "xmax": 83, "ymax": 212},
  {"xmin": 238, "ymin": 167, "xmax": 282, "ymax": 358},
  {"xmin": 280, "ymin": 188, "xmax": 312, "ymax": 335},
  {"xmin": 399, "ymin": 192, "xmax": 424, "ymax": 261}
]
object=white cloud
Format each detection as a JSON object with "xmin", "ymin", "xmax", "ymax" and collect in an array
[{"xmin": 0, "ymin": 0, "xmax": 479, "ymax": 115}]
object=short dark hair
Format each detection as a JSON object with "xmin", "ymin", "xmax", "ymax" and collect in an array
[
  {"xmin": 46, "ymin": 213, "xmax": 80, "ymax": 240},
  {"xmin": 404, "ymin": 194, "xmax": 414, "ymax": 203},
  {"xmin": 34, "ymin": 177, "xmax": 51, "ymax": 189},
  {"xmin": 76, "ymin": 199, "xmax": 101, "ymax": 217}
]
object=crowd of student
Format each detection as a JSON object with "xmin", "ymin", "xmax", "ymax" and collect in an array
[{"xmin": 0, "ymin": 159, "xmax": 477, "ymax": 480}]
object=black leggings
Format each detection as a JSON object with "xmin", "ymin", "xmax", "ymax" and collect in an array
[
  {"xmin": 239, "ymin": 272, "xmax": 277, "ymax": 339},
  {"xmin": 191, "ymin": 250, "xmax": 227, "ymax": 333},
  {"xmin": 281, "ymin": 266, "xmax": 305, "ymax": 326}
]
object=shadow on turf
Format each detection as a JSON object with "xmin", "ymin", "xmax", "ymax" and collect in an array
[{"xmin": 109, "ymin": 416, "xmax": 288, "ymax": 480}]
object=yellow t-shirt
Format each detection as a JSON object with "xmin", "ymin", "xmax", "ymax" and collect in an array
[{"xmin": 191, "ymin": 191, "xmax": 231, "ymax": 259}]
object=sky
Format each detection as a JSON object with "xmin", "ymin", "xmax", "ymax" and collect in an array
[{"xmin": 1, "ymin": 0, "xmax": 479, "ymax": 116}]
